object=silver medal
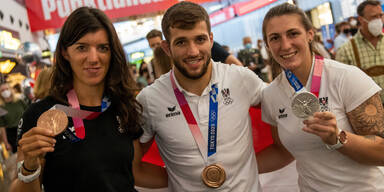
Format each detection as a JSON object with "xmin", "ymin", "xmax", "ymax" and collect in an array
[{"xmin": 291, "ymin": 92, "xmax": 320, "ymax": 119}]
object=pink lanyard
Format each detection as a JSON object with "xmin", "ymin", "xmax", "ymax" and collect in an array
[
  {"xmin": 170, "ymin": 71, "xmax": 216, "ymax": 162},
  {"xmin": 285, "ymin": 55, "xmax": 324, "ymax": 97},
  {"xmin": 310, "ymin": 55, "xmax": 324, "ymax": 97},
  {"xmin": 65, "ymin": 89, "xmax": 110, "ymax": 139}
]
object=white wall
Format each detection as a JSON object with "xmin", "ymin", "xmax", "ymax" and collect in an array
[
  {"xmin": 0, "ymin": 0, "xmax": 49, "ymax": 50},
  {"xmin": 0, "ymin": 0, "xmax": 32, "ymax": 42}
]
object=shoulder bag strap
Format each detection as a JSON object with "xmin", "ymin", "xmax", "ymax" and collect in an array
[{"xmin": 350, "ymin": 38, "xmax": 362, "ymax": 69}]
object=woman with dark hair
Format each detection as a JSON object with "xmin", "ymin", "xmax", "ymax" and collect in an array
[
  {"xmin": 136, "ymin": 61, "xmax": 151, "ymax": 88},
  {"xmin": 258, "ymin": 3, "xmax": 384, "ymax": 191},
  {"xmin": 10, "ymin": 7, "xmax": 167, "ymax": 192}
]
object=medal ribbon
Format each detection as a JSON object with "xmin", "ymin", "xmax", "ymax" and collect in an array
[
  {"xmin": 208, "ymin": 84, "xmax": 218, "ymax": 157},
  {"xmin": 64, "ymin": 89, "xmax": 111, "ymax": 139},
  {"xmin": 284, "ymin": 55, "xmax": 324, "ymax": 97},
  {"xmin": 170, "ymin": 71, "xmax": 218, "ymax": 162}
]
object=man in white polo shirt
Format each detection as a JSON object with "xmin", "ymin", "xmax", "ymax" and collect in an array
[{"xmin": 136, "ymin": 2, "xmax": 265, "ymax": 191}]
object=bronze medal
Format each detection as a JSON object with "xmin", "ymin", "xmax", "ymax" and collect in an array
[
  {"xmin": 201, "ymin": 164, "xmax": 226, "ymax": 188},
  {"xmin": 37, "ymin": 109, "xmax": 68, "ymax": 135}
]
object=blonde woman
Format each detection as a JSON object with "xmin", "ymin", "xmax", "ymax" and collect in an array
[{"xmin": 33, "ymin": 67, "xmax": 52, "ymax": 102}]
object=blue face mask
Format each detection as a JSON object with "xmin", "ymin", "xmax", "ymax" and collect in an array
[{"xmin": 245, "ymin": 43, "xmax": 252, "ymax": 49}]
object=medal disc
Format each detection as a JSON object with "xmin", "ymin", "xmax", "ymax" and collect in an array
[
  {"xmin": 37, "ymin": 109, "xmax": 68, "ymax": 135},
  {"xmin": 201, "ymin": 164, "xmax": 226, "ymax": 188},
  {"xmin": 291, "ymin": 92, "xmax": 320, "ymax": 119}
]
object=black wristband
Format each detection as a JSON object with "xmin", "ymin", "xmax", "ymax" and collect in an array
[{"xmin": 22, "ymin": 162, "xmax": 38, "ymax": 172}]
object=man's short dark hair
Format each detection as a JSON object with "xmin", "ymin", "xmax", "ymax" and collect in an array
[
  {"xmin": 357, "ymin": 0, "xmax": 381, "ymax": 17},
  {"xmin": 161, "ymin": 1, "xmax": 211, "ymax": 42},
  {"xmin": 146, "ymin": 29, "xmax": 163, "ymax": 40}
]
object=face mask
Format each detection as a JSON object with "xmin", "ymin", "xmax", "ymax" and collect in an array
[
  {"xmin": 343, "ymin": 29, "xmax": 351, "ymax": 35},
  {"xmin": 245, "ymin": 43, "xmax": 252, "ymax": 49},
  {"xmin": 350, "ymin": 28, "xmax": 358, "ymax": 36},
  {"xmin": 367, "ymin": 18, "xmax": 383, "ymax": 37},
  {"xmin": 350, "ymin": 19, "xmax": 357, "ymax": 27},
  {"xmin": 1, "ymin": 90, "xmax": 11, "ymax": 98}
]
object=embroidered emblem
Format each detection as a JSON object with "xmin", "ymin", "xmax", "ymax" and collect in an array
[
  {"xmin": 278, "ymin": 108, "xmax": 288, "ymax": 119},
  {"xmin": 168, "ymin": 106, "xmax": 176, "ymax": 112},
  {"xmin": 319, "ymin": 97, "xmax": 329, "ymax": 112},
  {"xmin": 69, "ymin": 126, "xmax": 75, "ymax": 133},
  {"xmin": 63, "ymin": 125, "xmax": 80, "ymax": 142},
  {"xmin": 166, "ymin": 106, "xmax": 181, "ymax": 118},
  {"xmin": 221, "ymin": 88, "xmax": 233, "ymax": 105},
  {"xmin": 61, "ymin": 126, "xmax": 75, "ymax": 140}
]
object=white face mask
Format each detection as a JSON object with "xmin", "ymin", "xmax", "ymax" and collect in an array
[
  {"xmin": 1, "ymin": 90, "xmax": 11, "ymax": 98},
  {"xmin": 366, "ymin": 18, "xmax": 383, "ymax": 37}
]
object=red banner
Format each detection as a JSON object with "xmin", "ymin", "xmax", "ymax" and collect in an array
[
  {"xmin": 209, "ymin": 5, "xmax": 235, "ymax": 27},
  {"xmin": 209, "ymin": 0, "xmax": 278, "ymax": 27},
  {"xmin": 234, "ymin": 0, "xmax": 277, "ymax": 16},
  {"xmin": 26, "ymin": 0, "xmax": 214, "ymax": 32}
]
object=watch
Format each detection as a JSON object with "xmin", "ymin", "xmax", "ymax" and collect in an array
[
  {"xmin": 325, "ymin": 129, "xmax": 348, "ymax": 150},
  {"xmin": 17, "ymin": 160, "xmax": 41, "ymax": 183}
]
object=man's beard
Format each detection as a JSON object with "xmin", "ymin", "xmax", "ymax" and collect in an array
[{"xmin": 172, "ymin": 55, "xmax": 211, "ymax": 80}]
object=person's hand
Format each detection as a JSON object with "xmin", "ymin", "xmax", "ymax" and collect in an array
[
  {"xmin": 302, "ymin": 112, "xmax": 338, "ymax": 145},
  {"xmin": 4, "ymin": 141, "xmax": 12, "ymax": 152},
  {"xmin": 18, "ymin": 127, "xmax": 56, "ymax": 170}
]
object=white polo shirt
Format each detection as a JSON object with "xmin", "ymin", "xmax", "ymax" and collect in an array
[
  {"xmin": 262, "ymin": 58, "xmax": 384, "ymax": 192},
  {"xmin": 137, "ymin": 61, "xmax": 265, "ymax": 191}
]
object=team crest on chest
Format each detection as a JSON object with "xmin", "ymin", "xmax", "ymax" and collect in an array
[
  {"xmin": 221, "ymin": 88, "xmax": 233, "ymax": 105},
  {"xmin": 319, "ymin": 97, "xmax": 329, "ymax": 112}
]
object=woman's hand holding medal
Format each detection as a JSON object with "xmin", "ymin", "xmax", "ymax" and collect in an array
[
  {"xmin": 18, "ymin": 109, "xmax": 68, "ymax": 169},
  {"xmin": 302, "ymin": 111, "xmax": 339, "ymax": 145}
]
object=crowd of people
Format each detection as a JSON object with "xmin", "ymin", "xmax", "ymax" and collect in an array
[{"xmin": 0, "ymin": 0, "xmax": 383, "ymax": 192}]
